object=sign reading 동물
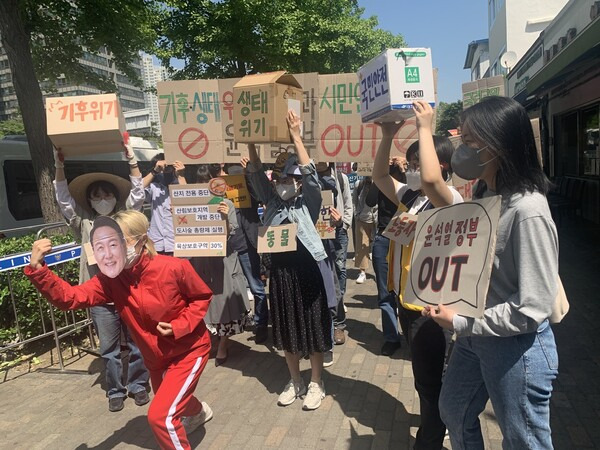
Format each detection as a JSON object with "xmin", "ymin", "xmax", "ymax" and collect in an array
[
  {"xmin": 383, "ymin": 212, "xmax": 418, "ymax": 246},
  {"xmin": 170, "ymin": 183, "xmax": 228, "ymax": 257},
  {"xmin": 315, "ymin": 191, "xmax": 335, "ymax": 239},
  {"xmin": 257, "ymin": 223, "xmax": 298, "ymax": 254},
  {"xmin": 403, "ymin": 196, "xmax": 501, "ymax": 318}
]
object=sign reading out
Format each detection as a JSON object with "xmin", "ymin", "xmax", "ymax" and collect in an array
[
  {"xmin": 404, "ymin": 196, "xmax": 501, "ymax": 318},
  {"xmin": 157, "ymin": 70, "xmax": 438, "ymax": 164},
  {"xmin": 257, "ymin": 223, "xmax": 298, "ymax": 254}
]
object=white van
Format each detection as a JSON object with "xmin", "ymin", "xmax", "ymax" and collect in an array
[{"xmin": 0, "ymin": 135, "xmax": 163, "ymax": 235}]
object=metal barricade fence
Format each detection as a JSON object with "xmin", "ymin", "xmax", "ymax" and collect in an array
[{"xmin": 0, "ymin": 223, "xmax": 96, "ymax": 373}]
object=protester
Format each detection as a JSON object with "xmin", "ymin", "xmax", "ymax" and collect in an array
[
  {"xmin": 191, "ymin": 164, "xmax": 252, "ymax": 366},
  {"xmin": 226, "ymin": 163, "xmax": 270, "ymax": 345},
  {"xmin": 316, "ymin": 162, "xmax": 352, "ymax": 345},
  {"xmin": 365, "ymin": 157, "xmax": 406, "ymax": 356},
  {"xmin": 352, "ymin": 176, "xmax": 377, "ymax": 284},
  {"xmin": 419, "ymin": 97, "xmax": 559, "ymax": 449},
  {"xmin": 373, "ymin": 114, "xmax": 463, "ymax": 449},
  {"xmin": 25, "ymin": 211, "xmax": 213, "ymax": 450},
  {"xmin": 245, "ymin": 110, "xmax": 332, "ymax": 411},
  {"xmin": 53, "ymin": 145, "xmax": 149, "ymax": 412},
  {"xmin": 143, "ymin": 153, "xmax": 187, "ymax": 256}
]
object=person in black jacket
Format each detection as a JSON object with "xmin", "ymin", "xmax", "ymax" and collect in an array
[{"xmin": 365, "ymin": 158, "xmax": 406, "ymax": 356}]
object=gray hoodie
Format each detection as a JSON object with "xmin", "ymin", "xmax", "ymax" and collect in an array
[{"xmin": 453, "ymin": 190, "xmax": 559, "ymax": 337}]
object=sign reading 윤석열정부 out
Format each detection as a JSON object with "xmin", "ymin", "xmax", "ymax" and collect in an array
[
  {"xmin": 169, "ymin": 182, "xmax": 229, "ymax": 257},
  {"xmin": 403, "ymin": 196, "xmax": 501, "ymax": 318}
]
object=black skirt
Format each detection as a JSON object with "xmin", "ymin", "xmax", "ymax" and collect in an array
[{"xmin": 270, "ymin": 241, "xmax": 332, "ymax": 354}]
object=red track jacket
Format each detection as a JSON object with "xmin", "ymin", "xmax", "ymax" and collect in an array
[{"xmin": 25, "ymin": 253, "xmax": 213, "ymax": 371}]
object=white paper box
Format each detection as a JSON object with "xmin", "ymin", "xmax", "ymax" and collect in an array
[{"xmin": 357, "ymin": 48, "xmax": 435, "ymax": 123}]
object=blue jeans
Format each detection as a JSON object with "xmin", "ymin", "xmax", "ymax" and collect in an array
[
  {"xmin": 333, "ymin": 227, "xmax": 349, "ymax": 297},
  {"xmin": 440, "ymin": 321, "xmax": 558, "ymax": 449},
  {"xmin": 238, "ymin": 249, "xmax": 268, "ymax": 327},
  {"xmin": 91, "ymin": 305, "xmax": 149, "ymax": 399},
  {"xmin": 372, "ymin": 233, "xmax": 401, "ymax": 343}
]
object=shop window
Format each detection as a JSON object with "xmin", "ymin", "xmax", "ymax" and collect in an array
[
  {"xmin": 582, "ymin": 106, "xmax": 599, "ymax": 176},
  {"xmin": 555, "ymin": 104, "xmax": 600, "ymax": 177}
]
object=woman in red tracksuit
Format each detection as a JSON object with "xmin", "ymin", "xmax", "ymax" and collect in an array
[{"xmin": 25, "ymin": 210, "xmax": 213, "ymax": 450}]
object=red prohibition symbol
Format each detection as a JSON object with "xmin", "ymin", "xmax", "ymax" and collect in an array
[{"xmin": 178, "ymin": 127, "xmax": 209, "ymax": 159}]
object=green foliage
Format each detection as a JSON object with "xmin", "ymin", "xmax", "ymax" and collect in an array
[
  {"xmin": 435, "ymin": 100, "xmax": 463, "ymax": 137},
  {"xmin": 156, "ymin": 0, "xmax": 405, "ymax": 78},
  {"xmin": 0, "ymin": 114, "xmax": 25, "ymax": 138},
  {"xmin": 0, "ymin": 232, "xmax": 83, "ymax": 347},
  {"xmin": 21, "ymin": 0, "xmax": 160, "ymax": 90}
]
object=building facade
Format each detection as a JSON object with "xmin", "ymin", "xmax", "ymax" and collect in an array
[
  {"xmin": 506, "ymin": 0, "xmax": 600, "ymax": 223},
  {"xmin": 0, "ymin": 45, "xmax": 146, "ymax": 121},
  {"xmin": 141, "ymin": 54, "xmax": 169, "ymax": 136}
]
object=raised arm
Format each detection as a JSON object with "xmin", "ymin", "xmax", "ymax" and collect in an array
[
  {"xmin": 287, "ymin": 110, "xmax": 309, "ymax": 166},
  {"xmin": 373, "ymin": 122, "xmax": 404, "ymax": 205},
  {"xmin": 413, "ymin": 101, "xmax": 456, "ymax": 207},
  {"xmin": 53, "ymin": 148, "xmax": 76, "ymax": 221}
]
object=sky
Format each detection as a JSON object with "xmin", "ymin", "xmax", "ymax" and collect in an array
[
  {"xmin": 161, "ymin": 1, "xmax": 489, "ymax": 104},
  {"xmin": 357, "ymin": 0, "xmax": 489, "ymax": 103}
]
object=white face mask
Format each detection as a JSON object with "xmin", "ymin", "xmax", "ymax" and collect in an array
[
  {"xmin": 91, "ymin": 198, "xmax": 117, "ymax": 216},
  {"xmin": 405, "ymin": 170, "xmax": 422, "ymax": 191},
  {"xmin": 276, "ymin": 179, "xmax": 299, "ymax": 201},
  {"xmin": 125, "ymin": 238, "xmax": 142, "ymax": 269}
]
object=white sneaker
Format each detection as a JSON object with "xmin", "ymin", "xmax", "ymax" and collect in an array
[
  {"xmin": 323, "ymin": 350, "xmax": 334, "ymax": 367},
  {"xmin": 247, "ymin": 288, "xmax": 254, "ymax": 301},
  {"xmin": 181, "ymin": 402, "xmax": 213, "ymax": 435},
  {"xmin": 303, "ymin": 381, "xmax": 326, "ymax": 410},
  {"xmin": 356, "ymin": 272, "xmax": 366, "ymax": 284},
  {"xmin": 278, "ymin": 378, "xmax": 307, "ymax": 406}
]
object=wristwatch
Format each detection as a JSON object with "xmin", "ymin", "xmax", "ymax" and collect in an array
[{"xmin": 151, "ymin": 168, "xmax": 159, "ymax": 176}]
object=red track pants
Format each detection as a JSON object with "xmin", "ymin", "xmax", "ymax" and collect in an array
[{"xmin": 147, "ymin": 347, "xmax": 209, "ymax": 450}]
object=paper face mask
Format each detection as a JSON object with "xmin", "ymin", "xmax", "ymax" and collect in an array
[{"xmin": 89, "ymin": 216, "xmax": 127, "ymax": 279}]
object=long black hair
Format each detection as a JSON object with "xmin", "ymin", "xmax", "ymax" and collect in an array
[
  {"xmin": 460, "ymin": 96, "xmax": 549, "ymax": 196},
  {"xmin": 196, "ymin": 164, "xmax": 222, "ymax": 183}
]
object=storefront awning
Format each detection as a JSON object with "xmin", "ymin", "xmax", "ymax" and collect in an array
[{"xmin": 527, "ymin": 17, "xmax": 600, "ymax": 93}]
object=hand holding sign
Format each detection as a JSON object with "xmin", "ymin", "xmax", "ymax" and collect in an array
[{"xmin": 423, "ymin": 304, "xmax": 455, "ymax": 330}]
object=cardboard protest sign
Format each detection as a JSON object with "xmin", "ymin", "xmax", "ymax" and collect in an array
[
  {"xmin": 315, "ymin": 191, "xmax": 335, "ymax": 239},
  {"xmin": 257, "ymin": 223, "xmax": 298, "ymax": 253},
  {"xmin": 173, "ymin": 235, "xmax": 228, "ymax": 257},
  {"xmin": 46, "ymin": 93, "xmax": 125, "ymax": 156},
  {"xmin": 223, "ymin": 174, "xmax": 251, "ymax": 208},
  {"xmin": 170, "ymin": 183, "xmax": 228, "ymax": 257},
  {"xmin": 462, "ymin": 75, "xmax": 505, "ymax": 109},
  {"xmin": 404, "ymin": 196, "xmax": 501, "ymax": 318},
  {"xmin": 357, "ymin": 48, "xmax": 436, "ymax": 123},
  {"xmin": 356, "ymin": 163, "xmax": 374, "ymax": 176},
  {"xmin": 383, "ymin": 212, "xmax": 418, "ymax": 245},
  {"xmin": 233, "ymin": 71, "xmax": 303, "ymax": 143},
  {"xmin": 158, "ymin": 70, "xmax": 437, "ymax": 163}
]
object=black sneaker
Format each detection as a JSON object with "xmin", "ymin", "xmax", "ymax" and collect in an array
[
  {"xmin": 108, "ymin": 397, "xmax": 125, "ymax": 412},
  {"xmin": 133, "ymin": 390, "xmax": 150, "ymax": 406},
  {"xmin": 381, "ymin": 341, "xmax": 402, "ymax": 357},
  {"xmin": 255, "ymin": 326, "xmax": 269, "ymax": 344}
]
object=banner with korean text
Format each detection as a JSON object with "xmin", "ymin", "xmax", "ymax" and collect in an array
[
  {"xmin": 170, "ymin": 183, "xmax": 228, "ymax": 257},
  {"xmin": 403, "ymin": 196, "xmax": 501, "ymax": 318}
]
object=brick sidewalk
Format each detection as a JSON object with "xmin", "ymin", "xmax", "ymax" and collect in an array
[{"xmin": 0, "ymin": 221, "xmax": 598, "ymax": 449}]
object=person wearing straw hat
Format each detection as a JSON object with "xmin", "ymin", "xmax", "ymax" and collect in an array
[{"xmin": 52, "ymin": 142, "xmax": 149, "ymax": 412}]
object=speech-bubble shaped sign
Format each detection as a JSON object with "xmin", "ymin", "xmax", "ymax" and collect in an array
[{"xmin": 404, "ymin": 196, "xmax": 501, "ymax": 318}]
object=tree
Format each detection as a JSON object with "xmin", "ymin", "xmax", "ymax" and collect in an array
[
  {"xmin": 0, "ymin": 114, "xmax": 25, "ymax": 138},
  {"xmin": 0, "ymin": 0, "xmax": 157, "ymax": 223},
  {"xmin": 156, "ymin": 0, "xmax": 405, "ymax": 78},
  {"xmin": 435, "ymin": 100, "xmax": 463, "ymax": 137}
]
